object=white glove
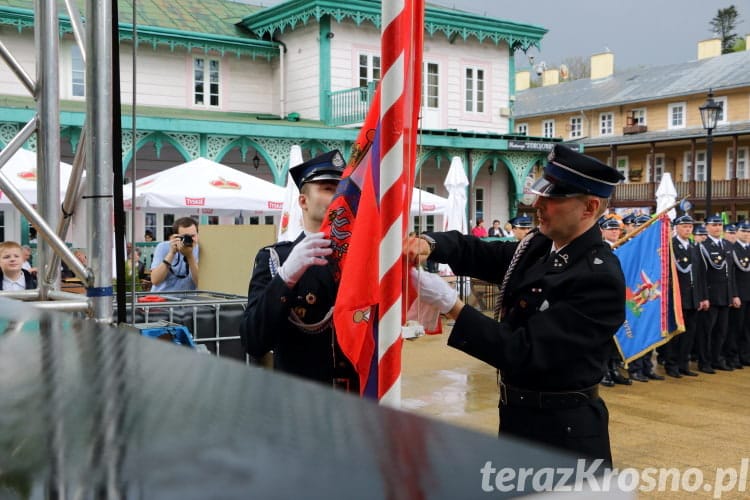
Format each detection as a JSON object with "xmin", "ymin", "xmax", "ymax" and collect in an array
[
  {"xmin": 410, "ymin": 268, "xmax": 458, "ymax": 314},
  {"xmin": 278, "ymin": 232, "xmax": 333, "ymax": 287}
]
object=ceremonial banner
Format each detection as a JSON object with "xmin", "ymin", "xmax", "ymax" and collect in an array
[{"xmin": 614, "ymin": 215, "xmax": 684, "ymax": 363}]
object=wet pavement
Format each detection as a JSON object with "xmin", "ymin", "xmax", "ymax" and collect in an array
[{"xmin": 401, "ymin": 332, "xmax": 499, "ymax": 435}]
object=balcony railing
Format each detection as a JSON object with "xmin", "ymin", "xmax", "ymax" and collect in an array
[
  {"xmin": 612, "ymin": 179, "xmax": 750, "ymax": 203},
  {"xmin": 623, "ymin": 124, "xmax": 647, "ymax": 135},
  {"xmin": 326, "ymin": 81, "xmax": 376, "ymax": 126}
]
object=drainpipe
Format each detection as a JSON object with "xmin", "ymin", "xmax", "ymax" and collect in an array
[{"xmin": 273, "ymin": 35, "xmax": 287, "ymax": 118}]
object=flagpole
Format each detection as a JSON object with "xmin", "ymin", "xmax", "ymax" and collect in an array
[
  {"xmin": 612, "ymin": 196, "xmax": 689, "ymax": 249},
  {"xmin": 378, "ymin": 0, "xmax": 407, "ymax": 406}
]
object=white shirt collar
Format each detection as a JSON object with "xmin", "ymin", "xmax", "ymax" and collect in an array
[{"xmin": 2, "ymin": 273, "xmax": 26, "ymax": 291}]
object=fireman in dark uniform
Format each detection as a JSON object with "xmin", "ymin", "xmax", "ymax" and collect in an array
[
  {"xmin": 697, "ymin": 215, "xmax": 740, "ymax": 372},
  {"xmin": 664, "ymin": 215, "xmax": 708, "ymax": 377},
  {"xmin": 726, "ymin": 221, "xmax": 750, "ymax": 368},
  {"xmin": 240, "ymin": 150, "xmax": 358, "ymax": 392},
  {"xmin": 407, "ymin": 144, "xmax": 625, "ymax": 466}
]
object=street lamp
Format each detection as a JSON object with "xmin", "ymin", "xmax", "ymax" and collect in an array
[{"xmin": 699, "ymin": 89, "xmax": 722, "ymax": 218}]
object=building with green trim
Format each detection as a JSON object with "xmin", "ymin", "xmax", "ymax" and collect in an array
[{"xmin": 0, "ymin": 0, "xmax": 557, "ymax": 241}]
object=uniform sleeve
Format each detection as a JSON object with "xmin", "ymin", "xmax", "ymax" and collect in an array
[
  {"xmin": 427, "ymin": 230, "xmax": 515, "ymax": 283},
  {"xmin": 447, "ymin": 259, "xmax": 625, "ymax": 383},
  {"xmin": 240, "ymin": 248, "xmax": 293, "ymax": 358},
  {"xmin": 729, "ymin": 248, "xmax": 738, "ymax": 298},
  {"xmin": 692, "ymin": 246, "xmax": 709, "ymax": 301}
]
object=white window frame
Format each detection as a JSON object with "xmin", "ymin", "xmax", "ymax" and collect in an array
[
  {"xmin": 413, "ymin": 185, "xmax": 436, "ymax": 233},
  {"xmin": 358, "ymin": 52, "xmax": 381, "ymax": 89},
  {"xmin": 668, "ymin": 102, "xmax": 686, "ymax": 129},
  {"xmin": 727, "ymin": 147, "xmax": 749, "ymax": 179},
  {"xmin": 474, "ymin": 187, "xmax": 485, "ymax": 221},
  {"xmin": 422, "ymin": 61, "xmax": 439, "ymax": 109},
  {"xmin": 714, "ymin": 96, "xmax": 728, "ymax": 125},
  {"xmin": 542, "ymin": 120, "xmax": 555, "ymax": 138},
  {"xmin": 683, "ymin": 150, "xmax": 706, "ymax": 181},
  {"xmin": 569, "ymin": 116, "xmax": 582, "ymax": 138},
  {"xmin": 599, "ymin": 112, "xmax": 614, "ymax": 136},
  {"xmin": 648, "ymin": 153, "xmax": 665, "ymax": 183},
  {"xmin": 193, "ymin": 57, "xmax": 220, "ymax": 108},
  {"xmin": 71, "ymin": 45, "xmax": 85, "ymax": 98},
  {"xmin": 464, "ymin": 66, "xmax": 485, "ymax": 114},
  {"xmin": 631, "ymin": 108, "xmax": 647, "ymax": 125},
  {"xmin": 516, "ymin": 123, "xmax": 528, "ymax": 135}
]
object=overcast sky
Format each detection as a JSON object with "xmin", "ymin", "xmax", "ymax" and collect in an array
[
  {"xmin": 256, "ymin": 0, "xmax": 749, "ymax": 70},
  {"xmin": 429, "ymin": 0, "xmax": 750, "ymax": 70}
]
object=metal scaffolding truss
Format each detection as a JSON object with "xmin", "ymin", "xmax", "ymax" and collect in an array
[{"xmin": 0, "ymin": 0, "xmax": 113, "ymax": 320}]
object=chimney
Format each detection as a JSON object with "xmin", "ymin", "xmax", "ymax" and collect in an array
[
  {"xmin": 542, "ymin": 68, "xmax": 560, "ymax": 86},
  {"xmin": 516, "ymin": 70, "xmax": 531, "ymax": 91},
  {"xmin": 697, "ymin": 38, "xmax": 722, "ymax": 59},
  {"xmin": 590, "ymin": 52, "xmax": 614, "ymax": 79}
]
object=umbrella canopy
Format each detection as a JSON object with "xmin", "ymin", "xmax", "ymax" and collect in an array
[
  {"xmin": 278, "ymin": 146, "xmax": 305, "ymax": 242},
  {"xmin": 411, "ymin": 188, "xmax": 446, "ymax": 215},
  {"xmin": 443, "ymin": 156, "xmax": 469, "ymax": 232},
  {"xmin": 655, "ymin": 172, "xmax": 678, "ymax": 219},
  {"xmin": 0, "ymin": 148, "xmax": 74, "ymax": 205},
  {"xmin": 123, "ymin": 158, "xmax": 285, "ymax": 214}
]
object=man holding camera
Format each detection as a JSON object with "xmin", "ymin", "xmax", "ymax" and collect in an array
[{"xmin": 150, "ymin": 217, "xmax": 200, "ymax": 292}]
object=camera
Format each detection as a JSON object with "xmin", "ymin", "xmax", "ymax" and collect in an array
[{"xmin": 180, "ymin": 234, "xmax": 193, "ymax": 246}]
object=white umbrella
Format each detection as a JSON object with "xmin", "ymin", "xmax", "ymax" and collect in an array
[
  {"xmin": 123, "ymin": 157, "xmax": 285, "ymax": 215},
  {"xmin": 278, "ymin": 146, "xmax": 305, "ymax": 242},
  {"xmin": 0, "ymin": 148, "xmax": 73, "ymax": 205},
  {"xmin": 443, "ymin": 156, "xmax": 469, "ymax": 232},
  {"xmin": 655, "ymin": 172, "xmax": 678, "ymax": 219},
  {"xmin": 411, "ymin": 188, "xmax": 446, "ymax": 215}
]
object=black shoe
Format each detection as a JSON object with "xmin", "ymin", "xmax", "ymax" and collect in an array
[
  {"xmin": 600, "ymin": 373, "xmax": 615, "ymax": 387},
  {"xmin": 646, "ymin": 371, "xmax": 665, "ymax": 380},
  {"xmin": 741, "ymin": 359, "xmax": 750, "ymax": 367},
  {"xmin": 630, "ymin": 372, "xmax": 649, "ymax": 382},
  {"xmin": 679, "ymin": 368, "xmax": 699, "ymax": 377},
  {"xmin": 611, "ymin": 371, "xmax": 632, "ymax": 385},
  {"xmin": 665, "ymin": 369, "xmax": 682, "ymax": 378},
  {"xmin": 699, "ymin": 366, "xmax": 716, "ymax": 374},
  {"xmin": 713, "ymin": 362, "xmax": 733, "ymax": 371}
]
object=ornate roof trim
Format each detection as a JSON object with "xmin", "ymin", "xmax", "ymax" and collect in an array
[
  {"xmin": 240, "ymin": 0, "xmax": 546, "ymax": 51},
  {"xmin": 0, "ymin": 6, "xmax": 279, "ymax": 60}
]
